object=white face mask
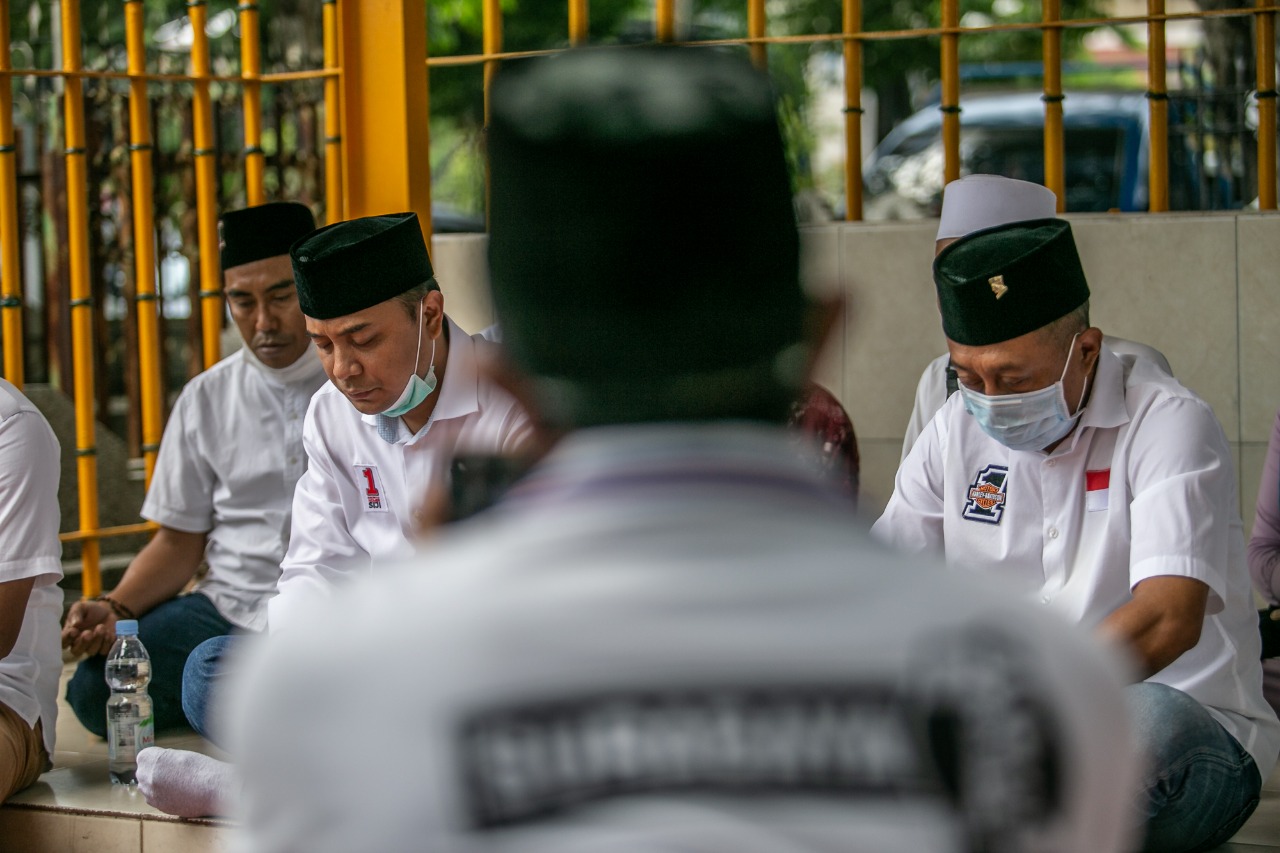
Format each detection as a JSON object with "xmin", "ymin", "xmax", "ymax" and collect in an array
[
  {"xmin": 381, "ymin": 300, "xmax": 437, "ymax": 418},
  {"xmin": 958, "ymin": 332, "xmax": 1088, "ymax": 452}
]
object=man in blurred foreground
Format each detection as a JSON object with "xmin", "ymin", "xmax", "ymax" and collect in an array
[{"xmin": 230, "ymin": 46, "xmax": 1139, "ymax": 853}]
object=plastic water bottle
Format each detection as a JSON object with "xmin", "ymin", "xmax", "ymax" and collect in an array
[{"xmin": 105, "ymin": 619, "xmax": 155, "ymax": 785}]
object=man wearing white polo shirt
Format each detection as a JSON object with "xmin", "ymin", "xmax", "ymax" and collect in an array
[{"xmin": 874, "ymin": 217, "xmax": 1279, "ymax": 852}]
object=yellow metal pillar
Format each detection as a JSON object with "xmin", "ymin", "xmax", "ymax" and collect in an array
[
  {"xmin": 339, "ymin": 0, "xmax": 432, "ymax": 244},
  {"xmin": 60, "ymin": 0, "xmax": 102, "ymax": 596},
  {"xmin": 842, "ymin": 0, "xmax": 864, "ymax": 221},
  {"xmin": 483, "ymin": 0, "xmax": 503, "ymax": 126},
  {"xmin": 1256, "ymin": 0, "xmax": 1277, "ymax": 210},
  {"xmin": 1147, "ymin": 0, "xmax": 1169, "ymax": 212},
  {"xmin": 124, "ymin": 0, "xmax": 164, "ymax": 486},
  {"xmin": 189, "ymin": 1, "xmax": 223, "ymax": 368},
  {"xmin": 748, "ymin": 0, "xmax": 767, "ymax": 70},
  {"xmin": 569, "ymin": 0, "xmax": 589, "ymax": 45},
  {"xmin": 0, "ymin": 1, "xmax": 22, "ymax": 386},
  {"xmin": 940, "ymin": 0, "xmax": 961, "ymax": 185},
  {"xmin": 1042, "ymin": 0, "xmax": 1066, "ymax": 211},
  {"xmin": 656, "ymin": 0, "xmax": 675, "ymax": 43},
  {"xmin": 323, "ymin": 0, "xmax": 344, "ymax": 222},
  {"xmin": 239, "ymin": 0, "xmax": 266, "ymax": 206}
]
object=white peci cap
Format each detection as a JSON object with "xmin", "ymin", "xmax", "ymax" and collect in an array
[{"xmin": 936, "ymin": 174, "xmax": 1059, "ymax": 241}]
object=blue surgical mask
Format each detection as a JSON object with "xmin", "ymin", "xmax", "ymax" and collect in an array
[
  {"xmin": 381, "ymin": 300, "xmax": 437, "ymax": 418},
  {"xmin": 958, "ymin": 333, "xmax": 1088, "ymax": 452}
]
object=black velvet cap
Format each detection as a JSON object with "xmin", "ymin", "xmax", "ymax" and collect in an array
[
  {"xmin": 219, "ymin": 202, "xmax": 316, "ymax": 270},
  {"xmin": 487, "ymin": 47, "xmax": 803, "ymax": 407},
  {"xmin": 933, "ymin": 218, "xmax": 1090, "ymax": 346},
  {"xmin": 290, "ymin": 213, "xmax": 434, "ymax": 320}
]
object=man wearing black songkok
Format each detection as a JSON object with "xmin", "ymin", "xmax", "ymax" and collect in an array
[
  {"xmin": 874, "ymin": 219, "xmax": 1279, "ymax": 853},
  {"xmin": 62, "ymin": 201, "xmax": 326, "ymax": 738},
  {"xmin": 230, "ymin": 46, "xmax": 1141, "ymax": 853}
]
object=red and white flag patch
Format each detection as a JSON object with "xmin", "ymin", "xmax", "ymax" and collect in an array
[{"xmin": 1085, "ymin": 469, "xmax": 1110, "ymax": 512}]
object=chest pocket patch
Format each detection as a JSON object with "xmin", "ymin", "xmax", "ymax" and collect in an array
[
  {"xmin": 963, "ymin": 465, "xmax": 1009, "ymax": 525},
  {"xmin": 355, "ymin": 464, "xmax": 389, "ymax": 513}
]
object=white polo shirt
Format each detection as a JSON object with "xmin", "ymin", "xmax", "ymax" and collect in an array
[
  {"xmin": 875, "ymin": 346, "xmax": 1280, "ymax": 774},
  {"xmin": 141, "ymin": 345, "xmax": 328, "ymax": 632},
  {"xmin": 0, "ymin": 379, "xmax": 63, "ymax": 756},
  {"xmin": 269, "ymin": 318, "xmax": 531, "ymax": 634}
]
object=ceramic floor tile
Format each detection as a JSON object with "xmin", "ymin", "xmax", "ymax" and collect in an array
[
  {"xmin": 142, "ymin": 820, "xmax": 238, "ymax": 853},
  {"xmin": 0, "ymin": 809, "xmax": 141, "ymax": 853},
  {"xmin": 1229, "ymin": 787, "xmax": 1280, "ymax": 847}
]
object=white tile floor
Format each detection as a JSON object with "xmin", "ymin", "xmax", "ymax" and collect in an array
[{"xmin": 2, "ymin": 662, "xmax": 1278, "ymax": 852}]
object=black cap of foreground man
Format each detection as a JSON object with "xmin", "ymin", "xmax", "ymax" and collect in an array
[{"xmin": 487, "ymin": 46, "xmax": 806, "ymax": 426}]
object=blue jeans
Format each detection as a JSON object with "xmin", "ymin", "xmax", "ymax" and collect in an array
[
  {"xmin": 66, "ymin": 592, "xmax": 234, "ymax": 738},
  {"xmin": 182, "ymin": 634, "xmax": 251, "ymax": 748},
  {"xmin": 1128, "ymin": 682, "xmax": 1263, "ymax": 853}
]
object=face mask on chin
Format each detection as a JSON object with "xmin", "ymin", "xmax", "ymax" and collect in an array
[
  {"xmin": 958, "ymin": 332, "xmax": 1088, "ymax": 452},
  {"xmin": 381, "ymin": 300, "xmax": 437, "ymax": 418}
]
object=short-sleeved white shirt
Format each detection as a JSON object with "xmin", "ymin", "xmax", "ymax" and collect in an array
[
  {"xmin": 141, "ymin": 345, "xmax": 328, "ymax": 632},
  {"xmin": 269, "ymin": 319, "xmax": 531, "ymax": 633},
  {"xmin": 875, "ymin": 347, "xmax": 1280, "ymax": 774},
  {"xmin": 0, "ymin": 379, "xmax": 63, "ymax": 755}
]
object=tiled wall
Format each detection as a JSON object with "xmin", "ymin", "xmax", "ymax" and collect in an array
[{"xmin": 432, "ymin": 212, "xmax": 1280, "ymax": 533}]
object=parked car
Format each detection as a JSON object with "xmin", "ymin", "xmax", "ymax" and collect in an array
[{"xmin": 862, "ymin": 90, "xmax": 1200, "ymax": 220}]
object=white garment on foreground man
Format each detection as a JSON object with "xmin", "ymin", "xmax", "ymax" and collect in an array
[{"xmin": 229, "ymin": 46, "xmax": 1139, "ymax": 853}]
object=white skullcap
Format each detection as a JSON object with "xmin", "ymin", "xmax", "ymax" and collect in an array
[{"xmin": 935, "ymin": 174, "xmax": 1058, "ymax": 241}]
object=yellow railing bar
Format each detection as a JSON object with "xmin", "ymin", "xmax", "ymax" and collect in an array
[
  {"xmin": 1043, "ymin": 0, "xmax": 1066, "ymax": 211},
  {"xmin": 0, "ymin": 0, "xmax": 22, "ymax": 387},
  {"xmin": 483, "ymin": 0, "xmax": 503, "ymax": 127},
  {"xmin": 240, "ymin": 0, "xmax": 266, "ymax": 207},
  {"xmin": 324, "ymin": 0, "xmax": 344, "ymax": 223},
  {"xmin": 843, "ymin": 0, "xmax": 864, "ymax": 221},
  {"xmin": 940, "ymin": 0, "xmax": 961, "ymax": 184},
  {"xmin": 423, "ymin": 5, "xmax": 1280, "ymax": 68},
  {"xmin": 1258, "ymin": 0, "xmax": 1278, "ymax": 209},
  {"xmin": 657, "ymin": 0, "xmax": 676, "ymax": 42},
  {"xmin": 0, "ymin": 67, "xmax": 339, "ymax": 84},
  {"xmin": 1147, "ymin": 0, "xmax": 1169, "ymax": 212},
  {"xmin": 60, "ymin": 521, "xmax": 159, "ymax": 544},
  {"xmin": 748, "ymin": 0, "xmax": 767, "ymax": 69},
  {"xmin": 124, "ymin": 0, "xmax": 164, "ymax": 488},
  {"xmin": 61, "ymin": 0, "xmax": 103, "ymax": 598},
  {"xmin": 189, "ymin": 1, "xmax": 223, "ymax": 370},
  {"xmin": 569, "ymin": 0, "xmax": 589, "ymax": 46}
]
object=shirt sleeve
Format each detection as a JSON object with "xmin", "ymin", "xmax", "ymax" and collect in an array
[
  {"xmin": 0, "ymin": 409, "xmax": 62, "ymax": 584},
  {"xmin": 901, "ymin": 356, "xmax": 948, "ymax": 463},
  {"xmin": 1127, "ymin": 396, "xmax": 1237, "ymax": 612},
  {"xmin": 1248, "ymin": 410, "xmax": 1280, "ymax": 605},
  {"xmin": 268, "ymin": 408, "xmax": 368, "ymax": 634},
  {"xmin": 140, "ymin": 386, "xmax": 217, "ymax": 533},
  {"xmin": 873, "ymin": 411, "xmax": 947, "ymax": 557}
]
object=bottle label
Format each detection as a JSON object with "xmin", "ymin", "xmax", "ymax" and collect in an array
[{"xmin": 108, "ymin": 716, "xmax": 156, "ymax": 762}]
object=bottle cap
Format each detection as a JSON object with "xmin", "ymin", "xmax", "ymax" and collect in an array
[{"xmin": 114, "ymin": 620, "xmax": 139, "ymax": 636}]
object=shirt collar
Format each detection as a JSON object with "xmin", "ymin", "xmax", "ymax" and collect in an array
[
  {"xmin": 240, "ymin": 341, "xmax": 328, "ymax": 389},
  {"xmin": 1076, "ymin": 344, "xmax": 1129, "ymax": 432},
  {"xmin": 360, "ymin": 316, "xmax": 480, "ymax": 444}
]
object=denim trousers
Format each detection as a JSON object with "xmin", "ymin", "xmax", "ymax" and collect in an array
[
  {"xmin": 1128, "ymin": 682, "xmax": 1263, "ymax": 853},
  {"xmin": 66, "ymin": 592, "xmax": 234, "ymax": 738},
  {"xmin": 182, "ymin": 633, "xmax": 250, "ymax": 748}
]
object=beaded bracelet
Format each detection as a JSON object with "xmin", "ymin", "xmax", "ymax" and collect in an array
[{"xmin": 92, "ymin": 594, "xmax": 137, "ymax": 622}]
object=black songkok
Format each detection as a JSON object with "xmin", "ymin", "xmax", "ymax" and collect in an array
[
  {"xmin": 219, "ymin": 202, "xmax": 316, "ymax": 271},
  {"xmin": 933, "ymin": 218, "xmax": 1090, "ymax": 346},
  {"xmin": 487, "ymin": 46, "xmax": 804, "ymax": 397},
  {"xmin": 290, "ymin": 213, "xmax": 434, "ymax": 320}
]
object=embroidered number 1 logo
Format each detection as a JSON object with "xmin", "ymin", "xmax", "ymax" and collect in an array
[
  {"xmin": 356, "ymin": 465, "xmax": 388, "ymax": 513},
  {"xmin": 963, "ymin": 464, "xmax": 1009, "ymax": 525}
]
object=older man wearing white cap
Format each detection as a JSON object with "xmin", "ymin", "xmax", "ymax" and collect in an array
[{"xmin": 900, "ymin": 175, "xmax": 1172, "ymax": 460}]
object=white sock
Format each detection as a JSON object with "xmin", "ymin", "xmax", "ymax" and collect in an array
[{"xmin": 136, "ymin": 747, "xmax": 239, "ymax": 818}]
